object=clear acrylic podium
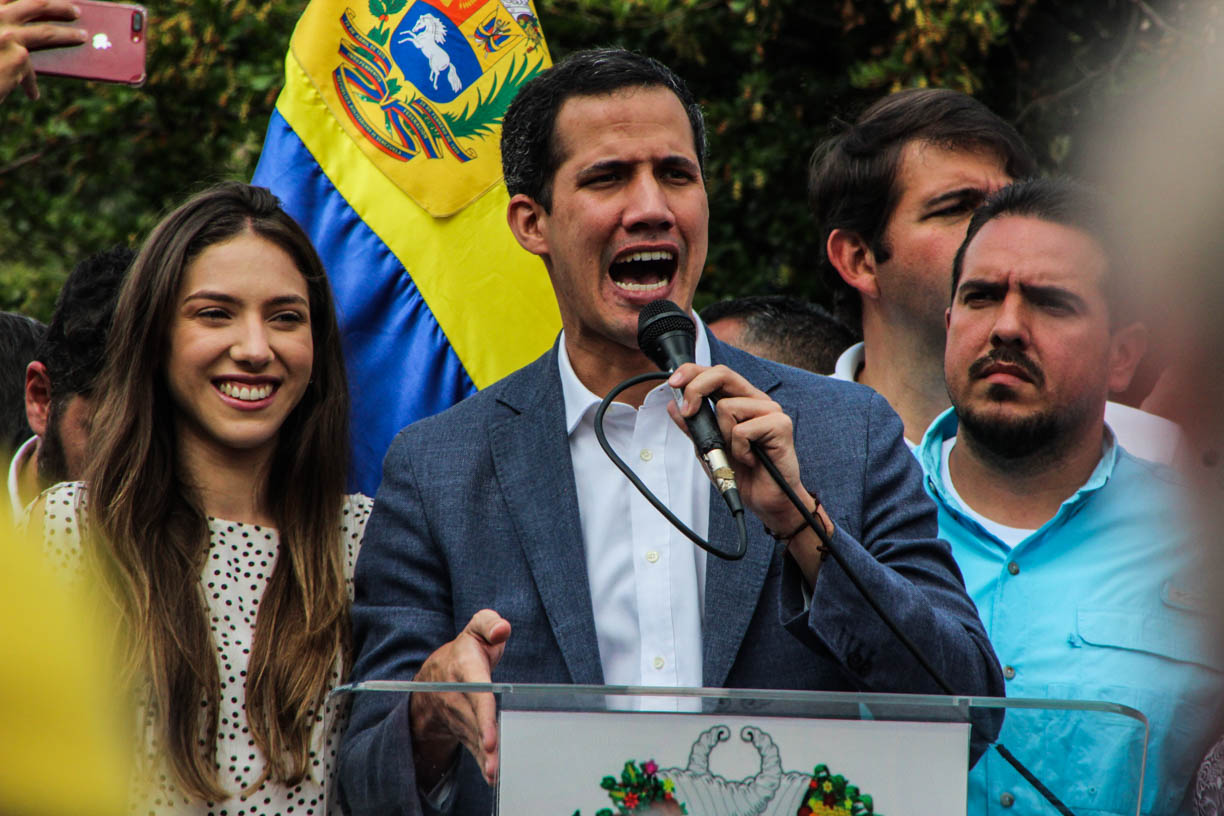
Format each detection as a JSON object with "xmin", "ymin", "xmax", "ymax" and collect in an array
[{"xmin": 335, "ymin": 681, "xmax": 1148, "ymax": 816}]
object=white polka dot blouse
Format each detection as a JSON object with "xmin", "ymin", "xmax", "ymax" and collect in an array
[{"xmin": 33, "ymin": 482, "xmax": 372, "ymax": 816}]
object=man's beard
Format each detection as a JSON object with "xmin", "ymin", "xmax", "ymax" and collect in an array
[
  {"xmin": 36, "ymin": 401, "xmax": 71, "ymax": 487},
  {"xmin": 955, "ymin": 400, "xmax": 1066, "ymax": 462},
  {"xmin": 952, "ymin": 346, "xmax": 1068, "ymax": 462}
]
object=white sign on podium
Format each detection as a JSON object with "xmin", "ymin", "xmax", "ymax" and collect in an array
[{"xmin": 499, "ymin": 704, "xmax": 968, "ymax": 815}]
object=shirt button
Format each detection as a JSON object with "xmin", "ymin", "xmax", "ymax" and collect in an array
[
  {"xmin": 645, "ymin": 551, "xmax": 660, "ymax": 564},
  {"xmin": 640, "ymin": 448, "xmax": 653, "ymax": 462},
  {"xmin": 653, "ymin": 656, "xmax": 665, "ymax": 670},
  {"xmin": 1007, "ymin": 561, "xmax": 1020, "ymax": 575},
  {"xmin": 1000, "ymin": 792, "xmax": 1015, "ymax": 808},
  {"xmin": 1003, "ymin": 665, "xmax": 1016, "ymax": 680}
]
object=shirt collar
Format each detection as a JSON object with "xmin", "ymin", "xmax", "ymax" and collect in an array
[
  {"xmin": 8, "ymin": 435, "xmax": 39, "ymax": 516},
  {"xmin": 832, "ymin": 341, "xmax": 864, "ymax": 383},
  {"xmin": 920, "ymin": 406, "xmax": 1119, "ymax": 516},
  {"xmin": 558, "ymin": 312, "xmax": 712, "ymax": 436}
]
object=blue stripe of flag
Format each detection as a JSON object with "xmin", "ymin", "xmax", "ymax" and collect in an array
[{"xmin": 253, "ymin": 110, "xmax": 476, "ymax": 495}]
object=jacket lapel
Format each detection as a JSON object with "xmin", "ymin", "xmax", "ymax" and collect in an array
[
  {"xmin": 488, "ymin": 344, "xmax": 604, "ymax": 685},
  {"xmin": 702, "ymin": 337, "xmax": 784, "ymax": 688},
  {"xmin": 485, "ymin": 335, "xmax": 791, "ymax": 688}
]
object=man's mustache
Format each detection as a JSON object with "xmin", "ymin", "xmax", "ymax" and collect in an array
[{"xmin": 968, "ymin": 347, "xmax": 1044, "ymax": 387}]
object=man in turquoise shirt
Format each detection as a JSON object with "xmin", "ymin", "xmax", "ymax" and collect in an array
[{"xmin": 921, "ymin": 176, "xmax": 1222, "ymax": 815}]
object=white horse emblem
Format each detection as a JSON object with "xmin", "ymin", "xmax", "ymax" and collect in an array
[{"xmin": 398, "ymin": 13, "xmax": 462, "ymax": 93}]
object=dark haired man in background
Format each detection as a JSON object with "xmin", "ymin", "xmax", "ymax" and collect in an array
[
  {"xmin": 921, "ymin": 177, "xmax": 1220, "ymax": 815},
  {"xmin": 701, "ymin": 294, "xmax": 854, "ymax": 374},
  {"xmin": 0, "ymin": 311, "xmax": 45, "ymax": 457},
  {"xmin": 10, "ymin": 247, "xmax": 132, "ymax": 512},
  {"xmin": 808, "ymin": 88, "xmax": 1035, "ymax": 445},
  {"xmin": 809, "ymin": 89, "xmax": 1183, "ymax": 462}
]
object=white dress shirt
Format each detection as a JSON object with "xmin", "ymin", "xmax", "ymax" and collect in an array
[{"xmin": 558, "ymin": 326, "xmax": 710, "ymax": 692}]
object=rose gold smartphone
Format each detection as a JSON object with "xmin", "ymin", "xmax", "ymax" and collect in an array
[{"xmin": 29, "ymin": 0, "xmax": 147, "ymax": 86}]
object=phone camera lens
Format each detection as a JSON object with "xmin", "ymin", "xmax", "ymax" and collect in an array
[{"xmin": 131, "ymin": 11, "xmax": 144, "ymax": 33}]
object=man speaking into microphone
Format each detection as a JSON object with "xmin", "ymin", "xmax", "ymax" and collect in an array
[{"xmin": 339, "ymin": 48, "xmax": 1003, "ymax": 816}]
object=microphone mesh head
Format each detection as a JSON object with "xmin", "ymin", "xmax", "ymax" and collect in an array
[{"xmin": 637, "ymin": 299, "xmax": 695, "ymax": 355}]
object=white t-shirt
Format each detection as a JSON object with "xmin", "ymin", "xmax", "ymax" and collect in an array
[{"xmin": 938, "ymin": 436, "xmax": 1035, "ymax": 549}]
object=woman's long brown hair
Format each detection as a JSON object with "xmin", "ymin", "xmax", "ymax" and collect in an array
[{"xmin": 82, "ymin": 182, "xmax": 351, "ymax": 800}]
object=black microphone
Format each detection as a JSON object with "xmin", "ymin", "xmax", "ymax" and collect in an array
[{"xmin": 637, "ymin": 300, "xmax": 743, "ymax": 516}]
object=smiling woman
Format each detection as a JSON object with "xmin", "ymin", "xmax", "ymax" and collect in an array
[
  {"xmin": 27, "ymin": 182, "xmax": 370, "ymax": 815},
  {"xmin": 167, "ymin": 232, "xmax": 315, "ymax": 478}
]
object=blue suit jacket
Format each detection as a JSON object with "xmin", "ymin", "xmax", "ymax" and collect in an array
[{"xmin": 338, "ymin": 335, "xmax": 1003, "ymax": 815}]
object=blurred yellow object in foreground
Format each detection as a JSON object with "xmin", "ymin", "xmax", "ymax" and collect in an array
[{"xmin": 0, "ymin": 518, "xmax": 131, "ymax": 816}]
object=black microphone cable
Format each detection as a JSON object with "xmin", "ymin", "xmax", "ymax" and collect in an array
[
  {"xmin": 593, "ymin": 370, "xmax": 748, "ymax": 561},
  {"xmin": 592, "ymin": 368, "xmax": 945, "ymax": 684}
]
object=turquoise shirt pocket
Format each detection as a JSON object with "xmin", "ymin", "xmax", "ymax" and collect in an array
[
  {"xmin": 1051, "ymin": 604, "xmax": 1224, "ymax": 815},
  {"xmin": 1077, "ymin": 603, "xmax": 1222, "ymax": 671}
]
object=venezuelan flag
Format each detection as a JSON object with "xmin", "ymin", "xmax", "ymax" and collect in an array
[{"xmin": 253, "ymin": 0, "xmax": 559, "ymax": 494}]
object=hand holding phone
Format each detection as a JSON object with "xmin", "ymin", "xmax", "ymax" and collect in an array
[
  {"xmin": 0, "ymin": 0, "xmax": 87, "ymax": 101},
  {"xmin": 28, "ymin": 0, "xmax": 146, "ymax": 88}
]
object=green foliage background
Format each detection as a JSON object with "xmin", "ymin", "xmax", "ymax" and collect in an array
[{"xmin": 0, "ymin": 0, "xmax": 1211, "ymax": 321}]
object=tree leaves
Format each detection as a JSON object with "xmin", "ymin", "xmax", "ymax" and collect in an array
[{"xmin": 1, "ymin": 0, "xmax": 1208, "ymax": 321}]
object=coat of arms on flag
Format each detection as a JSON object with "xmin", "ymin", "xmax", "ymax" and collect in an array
[
  {"xmin": 294, "ymin": 0, "xmax": 548, "ymax": 216},
  {"xmin": 254, "ymin": 0, "xmax": 559, "ymax": 494}
]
